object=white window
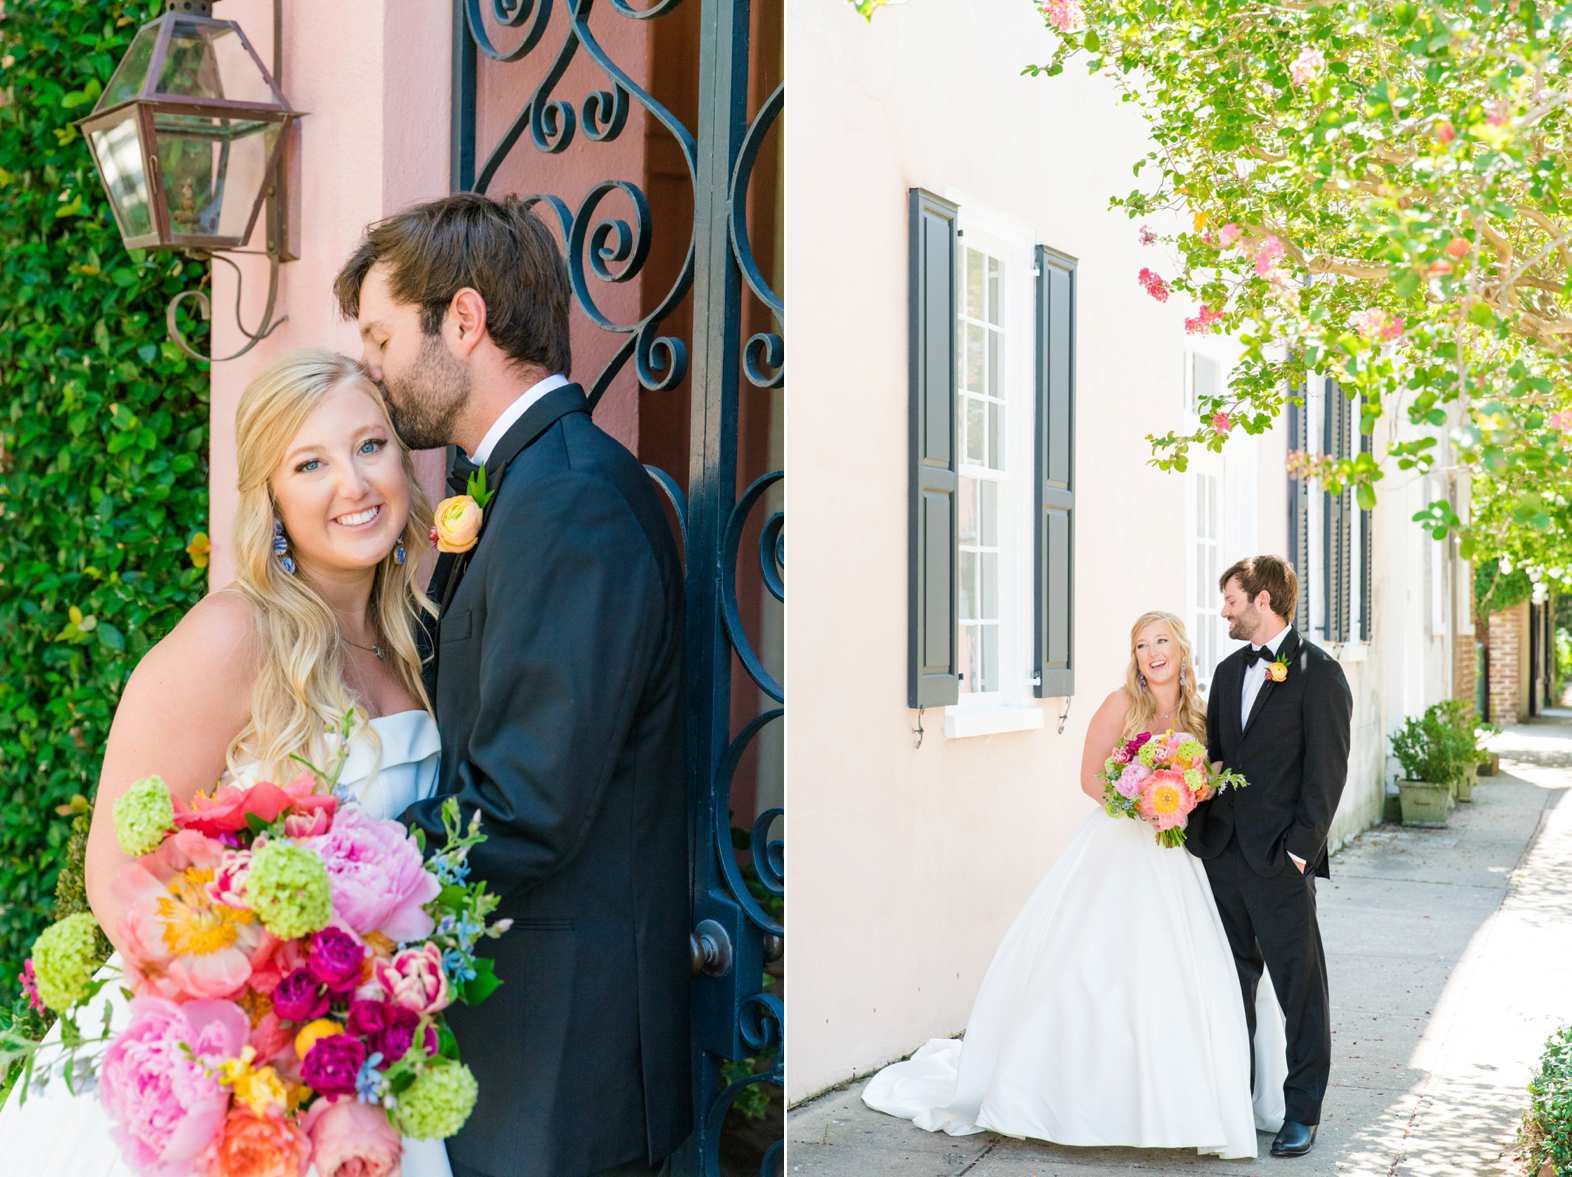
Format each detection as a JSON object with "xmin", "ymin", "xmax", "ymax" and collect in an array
[
  {"xmin": 943, "ymin": 196, "xmax": 1042, "ymax": 737},
  {"xmin": 1192, "ymin": 468, "xmax": 1222, "ymax": 690}
]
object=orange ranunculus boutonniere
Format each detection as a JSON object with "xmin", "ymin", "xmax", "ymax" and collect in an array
[
  {"xmin": 1266, "ymin": 650, "xmax": 1290, "ymax": 683},
  {"xmin": 432, "ymin": 467, "xmax": 496, "ymax": 554}
]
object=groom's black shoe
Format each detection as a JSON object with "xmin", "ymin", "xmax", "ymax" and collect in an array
[{"xmin": 1271, "ymin": 1121, "xmax": 1317, "ymax": 1156}]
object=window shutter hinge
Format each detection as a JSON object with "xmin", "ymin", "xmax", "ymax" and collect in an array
[{"xmin": 1031, "ymin": 672, "xmax": 1042, "ymax": 686}]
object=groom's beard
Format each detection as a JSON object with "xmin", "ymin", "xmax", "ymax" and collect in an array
[
  {"xmin": 1226, "ymin": 605, "xmax": 1259, "ymax": 643},
  {"xmin": 381, "ymin": 334, "xmax": 472, "ymax": 452}
]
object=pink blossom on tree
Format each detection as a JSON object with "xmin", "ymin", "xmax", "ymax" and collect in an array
[
  {"xmin": 1185, "ymin": 305, "xmax": 1224, "ymax": 334},
  {"xmin": 1137, "ymin": 267, "xmax": 1169, "ymax": 303},
  {"xmin": 1138, "ymin": 224, "xmax": 1158, "ymax": 246},
  {"xmin": 1350, "ymin": 308, "xmax": 1404, "ymax": 341},
  {"xmin": 1040, "ymin": 0, "xmax": 1087, "ymax": 33},
  {"xmin": 1217, "ymin": 222, "xmax": 1242, "ymax": 248},
  {"xmin": 1289, "ymin": 47, "xmax": 1325, "ymax": 87},
  {"xmin": 1253, "ymin": 235, "xmax": 1286, "ymax": 277},
  {"xmin": 1211, "ymin": 411, "xmax": 1231, "ymax": 434}
]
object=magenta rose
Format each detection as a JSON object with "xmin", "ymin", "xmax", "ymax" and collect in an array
[
  {"xmin": 303, "ymin": 809, "xmax": 441, "ymax": 941},
  {"xmin": 373, "ymin": 942, "xmax": 452, "ymax": 1015},
  {"xmin": 308, "ymin": 926, "xmax": 366, "ymax": 989},
  {"xmin": 301, "ymin": 1033, "xmax": 367, "ymax": 1098},
  {"xmin": 271, "ymin": 966, "xmax": 330, "ymax": 1023},
  {"xmin": 346, "ymin": 998, "xmax": 436, "ymax": 1063},
  {"xmin": 98, "ymin": 997, "xmax": 249, "ymax": 1174}
]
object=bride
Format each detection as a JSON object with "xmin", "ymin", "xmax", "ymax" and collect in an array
[
  {"xmin": 0, "ymin": 349, "xmax": 452, "ymax": 1176},
  {"xmin": 863, "ymin": 611, "xmax": 1287, "ymax": 1160}
]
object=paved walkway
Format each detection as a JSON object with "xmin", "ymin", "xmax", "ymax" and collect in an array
[{"xmin": 788, "ymin": 715, "xmax": 1572, "ymax": 1177}]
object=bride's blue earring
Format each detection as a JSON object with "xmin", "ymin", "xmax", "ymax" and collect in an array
[
  {"xmin": 1139, "ymin": 673, "xmax": 1147, "ymax": 688},
  {"xmin": 273, "ymin": 521, "xmax": 297, "ymax": 576},
  {"xmin": 395, "ymin": 541, "xmax": 407, "ymax": 566}
]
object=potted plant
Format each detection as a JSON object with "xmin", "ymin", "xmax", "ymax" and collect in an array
[
  {"xmin": 1434, "ymin": 700, "xmax": 1487, "ymax": 803},
  {"xmin": 1390, "ymin": 704, "xmax": 1470, "ymax": 826},
  {"xmin": 1474, "ymin": 719, "xmax": 1503, "ymax": 779}
]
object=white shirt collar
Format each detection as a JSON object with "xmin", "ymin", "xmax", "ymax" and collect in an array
[
  {"xmin": 469, "ymin": 373, "xmax": 571, "ymax": 465},
  {"xmin": 1258, "ymin": 625, "xmax": 1292, "ymax": 655}
]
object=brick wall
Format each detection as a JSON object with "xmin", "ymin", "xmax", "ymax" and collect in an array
[
  {"xmin": 1454, "ymin": 628, "xmax": 1477, "ymax": 708},
  {"xmin": 1486, "ymin": 602, "xmax": 1528, "ymax": 724}
]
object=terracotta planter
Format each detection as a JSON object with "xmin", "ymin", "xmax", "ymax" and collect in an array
[{"xmin": 1398, "ymin": 779, "xmax": 1454, "ymax": 827}]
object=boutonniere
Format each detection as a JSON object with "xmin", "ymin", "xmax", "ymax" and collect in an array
[
  {"xmin": 432, "ymin": 466, "xmax": 497, "ymax": 554},
  {"xmin": 1264, "ymin": 649, "xmax": 1290, "ymax": 683}
]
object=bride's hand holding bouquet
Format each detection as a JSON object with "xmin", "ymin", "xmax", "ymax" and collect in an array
[{"xmin": 1097, "ymin": 729, "xmax": 1250, "ymax": 847}]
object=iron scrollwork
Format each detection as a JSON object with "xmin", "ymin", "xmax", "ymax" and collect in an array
[{"xmin": 453, "ymin": 1, "xmax": 782, "ymax": 1173}]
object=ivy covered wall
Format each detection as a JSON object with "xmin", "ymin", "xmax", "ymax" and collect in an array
[{"xmin": 0, "ymin": 1, "xmax": 210, "ymax": 1002}]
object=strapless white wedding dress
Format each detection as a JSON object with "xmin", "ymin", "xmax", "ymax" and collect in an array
[
  {"xmin": 863, "ymin": 809, "xmax": 1288, "ymax": 1160},
  {"xmin": 0, "ymin": 711, "xmax": 452, "ymax": 1177}
]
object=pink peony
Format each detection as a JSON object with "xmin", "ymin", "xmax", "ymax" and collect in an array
[
  {"xmin": 115, "ymin": 828, "xmax": 267, "ymax": 1000},
  {"xmin": 195, "ymin": 1107, "xmax": 311, "ymax": 1177},
  {"xmin": 1115, "ymin": 761, "xmax": 1153, "ymax": 800},
  {"xmin": 99, "ymin": 997, "xmax": 249, "ymax": 1176},
  {"xmin": 374, "ymin": 943, "xmax": 452, "ymax": 1015},
  {"xmin": 301, "ymin": 1096, "xmax": 402, "ymax": 1177},
  {"xmin": 303, "ymin": 809, "xmax": 440, "ymax": 941}
]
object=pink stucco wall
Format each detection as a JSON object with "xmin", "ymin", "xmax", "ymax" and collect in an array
[{"xmin": 206, "ymin": 4, "xmax": 648, "ymax": 589}]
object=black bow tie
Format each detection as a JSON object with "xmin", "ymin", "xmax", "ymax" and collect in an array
[
  {"xmin": 448, "ymin": 450, "xmax": 481, "ymax": 496},
  {"xmin": 1245, "ymin": 645, "xmax": 1272, "ymax": 665}
]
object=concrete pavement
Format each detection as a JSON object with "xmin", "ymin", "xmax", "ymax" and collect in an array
[{"xmin": 787, "ymin": 714, "xmax": 1572, "ymax": 1177}]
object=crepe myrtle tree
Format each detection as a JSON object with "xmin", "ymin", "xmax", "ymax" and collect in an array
[{"xmin": 853, "ymin": 0, "xmax": 1572, "ymax": 587}]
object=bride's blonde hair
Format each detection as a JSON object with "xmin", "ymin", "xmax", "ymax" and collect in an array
[
  {"xmin": 1122, "ymin": 611, "xmax": 1207, "ymax": 742},
  {"xmin": 226, "ymin": 349, "xmax": 435, "ymax": 782}
]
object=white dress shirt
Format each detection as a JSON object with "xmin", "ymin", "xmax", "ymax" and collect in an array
[
  {"xmin": 1239, "ymin": 624, "xmax": 1304, "ymax": 869},
  {"xmin": 470, "ymin": 372, "xmax": 571, "ymax": 464}
]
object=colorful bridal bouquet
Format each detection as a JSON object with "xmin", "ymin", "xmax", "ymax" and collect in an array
[
  {"xmin": 1098, "ymin": 729, "xmax": 1250, "ymax": 847},
  {"xmin": 9, "ymin": 720, "xmax": 507, "ymax": 1177}
]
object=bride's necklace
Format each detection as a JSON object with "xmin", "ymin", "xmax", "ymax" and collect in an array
[{"xmin": 341, "ymin": 634, "xmax": 385, "ymax": 661}]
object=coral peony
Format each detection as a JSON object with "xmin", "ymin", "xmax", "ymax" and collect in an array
[
  {"xmin": 301, "ymin": 1033, "xmax": 368, "ymax": 1098},
  {"xmin": 176, "ymin": 781, "xmax": 295, "ymax": 839},
  {"xmin": 195, "ymin": 1107, "xmax": 311, "ymax": 1177},
  {"xmin": 302, "ymin": 1096, "xmax": 402, "ymax": 1177},
  {"xmin": 115, "ymin": 828, "xmax": 265, "ymax": 1000},
  {"xmin": 374, "ymin": 943, "xmax": 452, "ymax": 1015},
  {"xmin": 1138, "ymin": 770, "xmax": 1195, "ymax": 830},
  {"xmin": 305, "ymin": 810, "xmax": 440, "ymax": 941},
  {"xmin": 99, "ymin": 997, "xmax": 250, "ymax": 1175}
]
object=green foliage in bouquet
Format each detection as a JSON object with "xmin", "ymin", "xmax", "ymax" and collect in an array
[
  {"xmin": 0, "ymin": 1, "xmax": 209, "ymax": 1005},
  {"xmin": 1519, "ymin": 1023, "xmax": 1572, "ymax": 1177},
  {"xmin": 1390, "ymin": 700, "xmax": 1479, "ymax": 784}
]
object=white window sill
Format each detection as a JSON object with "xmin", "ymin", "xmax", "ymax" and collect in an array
[
  {"xmin": 944, "ymin": 704, "xmax": 1045, "ymax": 740},
  {"xmin": 1332, "ymin": 641, "xmax": 1369, "ymax": 663}
]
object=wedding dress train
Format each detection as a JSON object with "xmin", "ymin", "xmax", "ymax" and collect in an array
[
  {"xmin": 863, "ymin": 810, "xmax": 1288, "ymax": 1160},
  {"xmin": 0, "ymin": 710, "xmax": 453, "ymax": 1177}
]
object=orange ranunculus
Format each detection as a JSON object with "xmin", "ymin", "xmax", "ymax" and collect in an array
[
  {"xmin": 195, "ymin": 1107, "xmax": 310, "ymax": 1177},
  {"xmin": 294, "ymin": 1017, "xmax": 344, "ymax": 1061},
  {"xmin": 433, "ymin": 495, "xmax": 483, "ymax": 553},
  {"xmin": 1267, "ymin": 661, "xmax": 1288, "ymax": 683}
]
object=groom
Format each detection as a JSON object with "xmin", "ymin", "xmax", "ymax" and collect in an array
[
  {"xmin": 334, "ymin": 193, "xmax": 691, "ymax": 1177},
  {"xmin": 1187, "ymin": 555, "xmax": 1351, "ymax": 1158}
]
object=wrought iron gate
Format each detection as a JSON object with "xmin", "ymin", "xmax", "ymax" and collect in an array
[{"xmin": 450, "ymin": 2, "xmax": 783, "ymax": 1174}]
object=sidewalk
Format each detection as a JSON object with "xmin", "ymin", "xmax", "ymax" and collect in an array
[{"xmin": 788, "ymin": 715, "xmax": 1572, "ymax": 1177}]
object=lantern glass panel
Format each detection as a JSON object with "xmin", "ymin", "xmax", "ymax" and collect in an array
[
  {"xmin": 87, "ymin": 114, "xmax": 154, "ymax": 242},
  {"xmin": 99, "ymin": 24, "xmax": 161, "ymax": 108},
  {"xmin": 157, "ymin": 20, "xmax": 283, "ymax": 107},
  {"xmin": 155, "ymin": 113, "xmax": 280, "ymax": 242}
]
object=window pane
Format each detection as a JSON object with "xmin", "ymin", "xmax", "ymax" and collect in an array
[
  {"xmin": 965, "ymin": 322, "xmax": 984, "ymax": 393},
  {"xmin": 960, "ymin": 550, "xmax": 978, "ymax": 621},
  {"xmin": 965, "ymin": 397, "xmax": 985, "ymax": 464},
  {"xmin": 982, "ymin": 552, "xmax": 999, "ymax": 619},
  {"xmin": 987, "ymin": 256, "xmax": 1001, "ymax": 326},
  {"xmin": 987, "ymin": 328, "xmax": 1001, "ymax": 399},
  {"xmin": 958, "ymin": 476, "xmax": 978, "ymax": 545},
  {"xmin": 980, "ymin": 479, "xmax": 997, "ymax": 547},
  {"xmin": 966, "ymin": 247, "xmax": 983, "ymax": 320},
  {"xmin": 988, "ymin": 401, "xmax": 1002, "ymax": 470},
  {"xmin": 981, "ymin": 624, "xmax": 999, "ymax": 692},
  {"xmin": 959, "ymin": 625, "xmax": 977, "ymax": 693}
]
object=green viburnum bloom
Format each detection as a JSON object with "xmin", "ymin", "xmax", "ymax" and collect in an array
[
  {"xmin": 1103, "ymin": 757, "xmax": 1122, "ymax": 777},
  {"xmin": 112, "ymin": 776, "xmax": 176, "ymax": 858},
  {"xmin": 245, "ymin": 842, "xmax": 332, "ymax": 939},
  {"xmin": 397, "ymin": 1060, "xmax": 480, "ymax": 1140},
  {"xmin": 1176, "ymin": 739, "xmax": 1204, "ymax": 764},
  {"xmin": 31, "ymin": 912, "xmax": 104, "ymax": 1012},
  {"xmin": 1137, "ymin": 740, "xmax": 1161, "ymax": 769},
  {"xmin": 1183, "ymin": 768, "xmax": 1205, "ymax": 792}
]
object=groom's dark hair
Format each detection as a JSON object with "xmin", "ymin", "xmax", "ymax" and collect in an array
[
  {"xmin": 333, "ymin": 193, "xmax": 572, "ymax": 376},
  {"xmin": 1220, "ymin": 555, "xmax": 1298, "ymax": 622}
]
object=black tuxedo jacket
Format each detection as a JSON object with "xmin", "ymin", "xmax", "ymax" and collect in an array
[
  {"xmin": 401, "ymin": 384, "xmax": 691, "ymax": 1177},
  {"xmin": 1186, "ymin": 627, "xmax": 1353, "ymax": 879}
]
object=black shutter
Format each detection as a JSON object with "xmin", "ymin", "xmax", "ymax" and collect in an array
[
  {"xmin": 908, "ymin": 190, "xmax": 960, "ymax": 707},
  {"xmin": 1359, "ymin": 399, "xmax": 1373, "ymax": 642},
  {"xmin": 1034, "ymin": 246, "xmax": 1076, "ymax": 698},
  {"xmin": 1287, "ymin": 383, "xmax": 1311, "ymax": 632},
  {"xmin": 1324, "ymin": 379, "xmax": 1352, "ymax": 642}
]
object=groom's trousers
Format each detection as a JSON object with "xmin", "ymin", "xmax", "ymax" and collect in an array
[{"xmin": 1203, "ymin": 832, "xmax": 1332, "ymax": 1126}]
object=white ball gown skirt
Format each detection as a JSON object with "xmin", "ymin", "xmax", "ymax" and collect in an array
[
  {"xmin": 0, "ymin": 711, "xmax": 455, "ymax": 1177},
  {"xmin": 863, "ymin": 810, "xmax": 1288, "ymax": 1160}
]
